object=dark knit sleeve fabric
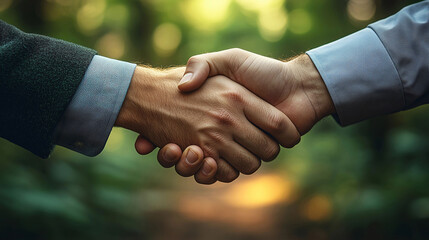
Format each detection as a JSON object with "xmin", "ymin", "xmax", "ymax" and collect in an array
[{"xmin": 0, "ymin": 20, "xmax": 97, "ymax": 158}]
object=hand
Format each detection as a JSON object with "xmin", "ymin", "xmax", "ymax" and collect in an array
[
  {"xmin": 178, "ymin": 49, "xmax": 335, "ymax": 133},
  {"xmin": 117, "ymin": 66, "xmax": 300, "ymax": 183},
  {"xmin": 144, "ymin": 49, "xmax": 335, "ymax": 184}
]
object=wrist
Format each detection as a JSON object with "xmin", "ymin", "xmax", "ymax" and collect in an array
[
  {"xmin": 115, "ymin": 66, "xmax": 152, "ymax": 131},
  {"xmin": 289, "ymin": 54, "xmax": 335, "ymax": 120},
  {"xmin": 115, "ymin": 66, "xmax": 184, "ymax": 132}
]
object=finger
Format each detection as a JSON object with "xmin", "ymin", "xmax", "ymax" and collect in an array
[
  {"xmin": 157, "ymin": 143, "xmax": 182, "ymax": 168},
  {"xmin": 175, "ymin": 145, "xmax": 205, "ymax": 177},
  {"xmin": 178, "ymin": 49, "xmax": 250, "ymax": 92},
  {"xmin": 243, "ymin": 96, "xmax": 301, "ymax": 148},
  {"xmin": 221, "ymin": 142, "xmax": 261, "ymax": 175},
  {"xmin": 233, "ymin": 121, "xmax": 280, "ymax": 162},
  {"xmin": 194, "ymin": 157, "xmax": 218, "ymax": 185},
  {"xmin": 135, "ymin": 135, "xmax": 156, "ymax": 155},
  {"xmin": 216, "ymin": 158, "xmax": 239, "ymax": 183}
]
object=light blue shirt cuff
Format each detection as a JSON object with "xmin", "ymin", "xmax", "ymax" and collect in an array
[
  {"xmin": 307, "ymin": 28, "xmax": 404, "ymax": 126},
  {"xmin": 54, "ymin": 55, "xmax": 136, "ymax": 156}
]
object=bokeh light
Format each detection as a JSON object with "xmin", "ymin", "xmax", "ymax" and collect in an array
[
  {"xmin": 410, "ymin": 198, "xmax": 429, "ymax": 219},
  {"xmin": 104, "ymin": 4, "xmax": 129, "ymax": 28},
  {"xmin": 53, "ymin": 0, "xmax": 75, "ymax": 7},
  {"xmin": 236, "ymin": 0, "xmax": 284, "ymax": 13},
  {"xmin": 258, "ymin": 8, "xmax": 288, "ymax": 42},
  {"xmin": 0, "ymin": 0, "xmax": 12, "ymax": 12},
  {"xmin": 236, "ymin": 0, "xmax": 287, "ymax": 42},
  {"xmin": 76, "ymin": 0, "xmax": 106, "ymax": 33},
  {"xmin": 289, "ymin": 9, "xmax": 312, "ymax": 34},
  {"xmin": 180, "ymin": 0, "xmax": 231, "ymax": 32},
  {"xmin": 95, "ymin": 32, "xmax": 125, "ymax": 59},
  {"xmin": 222, "ymin": 174, "xmax": 295, "ymax": 208},
  {"xmin": 153, "ymin": 23, "xmax": 182, "ymax": 56},
  {"xmin": 347, "ymin": 0, "xmax": 376, "ymax": 22},
  {"xmin": 303, "ymin": 195, "xmax": 333, "ymax": 221}
]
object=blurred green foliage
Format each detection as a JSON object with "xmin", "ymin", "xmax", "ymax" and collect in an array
[{"xmin": 0, "ymin": 0, "xmax": 428, "ymax": 239}]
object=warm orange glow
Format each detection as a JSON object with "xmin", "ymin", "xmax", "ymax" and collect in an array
[
  {"xmin": 177, "ymin": 194, "xmax": 276, "ymax": 231},
  {"xmin": 303, "ymin": 195, "xmax": 333, "ymax": 221},
  {"xmin": 222, "ymin": 174, "xmax": 295, "ymax": 208}
]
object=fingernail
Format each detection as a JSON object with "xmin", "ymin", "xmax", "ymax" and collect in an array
[
  {"xmin": 179, "ymin": 73, "xmax": 193, "ymax": 85},
  {"xmin": 202, "ymin": 163, "xmax": 213, "ymax": 175},
  {"xmin": 185, "ymin": 149, "xmax": 198, "ymax": 165},
  {"xmin": 163, "ymin": 148, "xmax": 176, "ymax": 162}
]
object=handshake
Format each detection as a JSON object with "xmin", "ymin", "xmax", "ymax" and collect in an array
[{"xmin": 115, "ymin": 49, "xmax": 335, "ymax": 184}]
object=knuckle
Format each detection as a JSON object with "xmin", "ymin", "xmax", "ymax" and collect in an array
[
  {"xmin": 227, "ymin": 152, "xmax": 259, "ymax": 175},
  {"xmin": 206, "ymin": 130, "xmax": 225, "ymax": 144},
  {"xmin": 157, "ymin": 152, "xmax": 175, "ymax": 168},
  {"xmin": 263, "ymin": 143, "xmax": 280, "ymax": 162},
  {"xmin": 158, "ymin": 160, "xmax": 173, "ymax": 168},
  {"xmin": 241, "ymin": 159, "xmax": 261, "ymax": 175},
  {"xmin": 217, "ymin": 171, "xmax": 239, "ymax": 183},
  {"xmin": 200, "ymin": 144, "xmax": 218, "ymax": 159},
  {"xmin": 175, "ymin": 166, "xmax": 192, "ymax": 177},
  {"xmin": 194, "ymin": 175, "xmax": 216, "ymax": 185},
  {"xmin": 209, "ymin": 109, "xmax": 235, "ymax": 126},
  {"xmin": 216, "ymin": 163, "xmax": 239, "ymax": 183},
  {"xmin": 229, "ymin": 48, "xmax": 244, "ymax": 54},
  {"xmin": 223, "ymin": 90, "xmax": 244, "ymax": 104},
  {"xmin": 187, "ymin": 56, "xmax": 202, "ymax": 65},
  {"xmin": 296, "ymin": 136, "xmax": 301, "ymax": 145},
  {"xmin": 268, "ymin": 113, "xmax": 287, "ymax": 132},
  {"xmin": 284, "ymin": 135, "xmax": 301, "ymax": 148}
]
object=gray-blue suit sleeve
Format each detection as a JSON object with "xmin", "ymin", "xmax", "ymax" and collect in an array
[
  {"xmin": 54, "ymin": 55, "xmax": 136, "ymax": 156},
  {"xmin": 307, "ymin": 1, "xmax": 428, "ymax": 126},
  {"xmin": 369, "ymin": 1, "xmax": 429, "ymax": 110}
]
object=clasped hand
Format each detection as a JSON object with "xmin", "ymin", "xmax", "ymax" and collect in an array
[{"xmin": 117, "ymin": 49, "xmax": 334, "ymax": 184}]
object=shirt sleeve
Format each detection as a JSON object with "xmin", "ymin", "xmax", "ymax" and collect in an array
[
  {"xmin": 53, "ymin": 55, "xmax": 136, "ymax": 156},
  {"xmin": 306, "ymin": 1, "xmax": 429, "ymax": 126}
]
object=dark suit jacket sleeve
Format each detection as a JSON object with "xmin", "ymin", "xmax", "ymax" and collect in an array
[{"xmin": 0, "ymin": 20, "xmax": 97, "ymax": 158}]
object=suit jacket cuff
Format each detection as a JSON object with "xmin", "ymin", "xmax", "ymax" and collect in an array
[
  {"xmin": 54, "ymin": 55, "xmax": 136, "ymax": 156},
  {"xmin": 306, "ymin": 28, "xmax": 404, "ymax": 126}
]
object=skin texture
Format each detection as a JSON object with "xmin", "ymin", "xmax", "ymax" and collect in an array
[
  {"xmin": 135, "ymin": 49, "xmax": 335, "ymax": 185},
  {"xmin": 115, "ymin": 65, "xmax": 300, "ymax": 183}
]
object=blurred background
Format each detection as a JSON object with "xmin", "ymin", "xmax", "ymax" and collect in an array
[{"xmin": 0, "ymin": 0, "xmax": 428, "ymax": 239}]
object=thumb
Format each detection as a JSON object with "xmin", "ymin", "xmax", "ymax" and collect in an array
[
  {"xmin": 178, "ymin": 55, "xmax": 211, "ymax": 92},
  {"xmin": 178, "ymin": 48, "xmax": 249, "ymax": 92}
]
